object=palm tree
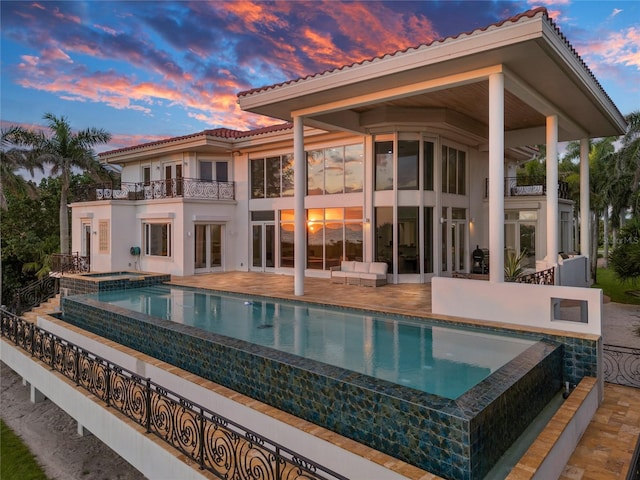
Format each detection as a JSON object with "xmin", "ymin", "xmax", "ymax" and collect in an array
[
  {"xmin": 0, "ymin": 128, "xmax": 44, "ymax": 210},
  {"xmin": 616, "ymin": 110, "xmax": 640, "ymax": 216},
  {"xmin": 563, "ymin": 137, "xmax": 617, "ymax": 281},
  {"xmin": 4, "ymin": 113, "xmax": 111, "ymax": 254}
]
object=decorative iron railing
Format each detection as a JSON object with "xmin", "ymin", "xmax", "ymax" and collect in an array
[
  {"xmin": 0, "ymin": 310, "xmax": 347, "ymax": 480},
  {"xmin": 78, "ymin": 178, "xmax": 235, "ymax": 202},
  {"xmin": 50, "ymin": 252, "xmax": 90, "ymax": 275},
  {"xmin": 516, "ymin": 267, "xmax": 555, "ymax": 285},
  {"xmin": 10, "ymin": 276, "xmax": 60, "ymax": 316},
  {"xmin": 484, "ymin": 177, "xmax": 570, "ymax": 200},
  {"xmin": 603, "ymin": 344, "xmax": 640, "ymax": 389}
]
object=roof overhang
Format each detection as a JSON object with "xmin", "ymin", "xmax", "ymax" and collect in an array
[{"xmin": 238, "ymin": 9, "xmax": 626, "ymax": 146}]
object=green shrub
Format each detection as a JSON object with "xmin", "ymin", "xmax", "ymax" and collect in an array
[{"xmin": 609, "ymin": 217, "xmax": 640, "ymax": 285}]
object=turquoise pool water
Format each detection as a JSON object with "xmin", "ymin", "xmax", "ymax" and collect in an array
[{"xmin": 93, "ymin": 285, "xmax": 535, "ymax": 399}]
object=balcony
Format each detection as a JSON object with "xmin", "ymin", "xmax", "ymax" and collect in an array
[
  {"xmin": 484, "ymin": 176, "xmax": 570, "ymax": 200},
  {"xmin": 76, "ymin": 178, "xmax": 235, "ymax": 202}
]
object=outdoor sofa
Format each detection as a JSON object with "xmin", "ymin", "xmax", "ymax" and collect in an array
[{"xmin": 330, "ymin": 261, "xmax": 388, "ymax": 287}]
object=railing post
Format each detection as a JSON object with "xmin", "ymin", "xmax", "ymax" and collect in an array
[
  {"xmin": 50, "ymin": 333, "xmax": 55, "ymax": 370},
  {"xmin": 198, "ymin": 407, "xmax": 205, "ymax": 470},
  {"xmin": 75, "ymin": 347, "xmax": 81, "ymax": 385},
  {"xmin": 145, "ymin": 378, "xmax": 152, "ymax": 433},
  {"xmin": 105, "ymin": 365, "xmax": 111, "ymax": 407}
]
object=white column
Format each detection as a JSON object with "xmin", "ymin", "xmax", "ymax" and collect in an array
[
  {"xmin": 546, "ymin": 115, "xmax": 559, "ymax": 269},
  {"xmin": 488, "ymin": 72, "xmax": 505, "ymax": 282},
  {"xmin": 293, "ymin": 116, "xmax": 305, "ymax": 296},
  {"xmin": 580, "ymin": 138, "xmax": 590, "ymax": 282}
]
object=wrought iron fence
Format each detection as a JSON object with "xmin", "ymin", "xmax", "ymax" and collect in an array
[
  {"xmin": 50, "ymin": 252, "xmax": 90, "ymax": 275},
  {"xmin": 484, "ymin": 177, "xmax": 570, "ymax": 199},
  {"xmin": 10, "ymin": 276, "xmax": 60, "ymax": 316},
  {"xmin": 603, "ymin": 344, "xmax": 640, "ymax": 389},
  {"xmin": 516, "ymin": 266, "xmax": 555, "ymax": 285},
  {"xmin": 86, "ymin": 178, "xmax": 235, "ymax": 202},
  {"xmin": 0, "ymin": 310, "xmax": 347, "ymax": 480}
]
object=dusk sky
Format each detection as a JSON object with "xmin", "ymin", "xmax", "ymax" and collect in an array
[{"xmin": 1, "ymin": 1, "xmax": 639, "ymax": 153}]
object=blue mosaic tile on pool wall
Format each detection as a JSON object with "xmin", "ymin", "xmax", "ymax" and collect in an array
[
  {"xmin": 61, "ymin": 294, "xmax": 571, "ymax": 480},
  {"xmin": 60, "ymin": 272, "xmax": 170, "ymax": 296}
]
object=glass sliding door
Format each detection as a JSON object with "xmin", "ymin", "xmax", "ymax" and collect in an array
[
  {"xmin": 194, "ymin": 224, "xmax": 223, "ymax": 273},
  {"xmin": 251, "ymin": 223, "xmax": 275, "ymax": 271}
]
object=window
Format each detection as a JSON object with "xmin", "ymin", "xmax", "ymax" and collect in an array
[
  {"xmin": 375, "ymin": 141, "xmax": 394, "ymax": 191},
  {"xmin": 423, "ymin": 141, "xmax": 434, "ymax": 191},
  {"xmin": 98, "ymin": 220, "xmax": 109, "ymax": 253},
  {"xmin": 375, "ymin": 207, "xmax": 394, "ymax": 270},
  {"xmin": 307, "ymin": 144, "xmax": 363, "ymax": 196},
  {"xmin": 398, "ymin": 140, "xmax": 419, "ymax": 190},
  {"xmin": 280, "ymin": 210, "xmax": 295, "ymax": 267},
  {"xmin": 142, "ymin": 166, "xmax": 151, "ymax": 186},
  {"xmin": 144, "ymin": 223, "xmax": 172, "ymax": 256},
  {"xmin": 441, "ymin": 145, "xmax": 466, "ymax": 195},
  {"xmin": 200, "ymin": 161, "xmax": 229, "ymax": 182},
  {"xmin": 306, "ymin": 207, "xmax": 363, "ymax": 270},
  {"xmin": 251, "ymin": 155, "xmax": 294, "ymax": 199}
]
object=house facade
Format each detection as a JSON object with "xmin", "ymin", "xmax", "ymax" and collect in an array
[{"xmin": 70, "ymin": 8, "xmax": 625, "ymax": 289}]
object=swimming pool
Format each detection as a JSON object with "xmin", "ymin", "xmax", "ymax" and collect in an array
[
  {"xmin": 61, "ymin": 283, "xmax": 564, "ymax": 480},
  {"xmin": 95, "ymin": 285, "xmax": 534, "ymax": 399}
]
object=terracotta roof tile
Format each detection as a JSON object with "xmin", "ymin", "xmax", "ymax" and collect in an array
[{"xmin": 99, "ymin": 122, "xmax": 293, "ymax": 157}]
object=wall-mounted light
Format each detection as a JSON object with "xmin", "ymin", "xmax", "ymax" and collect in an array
[
  {"xmin": 440, "ymin": 217, "xmax": 447, "ymax": 224},
  {"xmin": 469, "ymin": 217, "xmax": 475, "ymax": 224},
  {"xmin": 156, "ymin": 165, "xmax": 161, "ymax": 170}
]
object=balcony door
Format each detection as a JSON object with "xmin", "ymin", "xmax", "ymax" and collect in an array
[
  {"xmin": 165, "ymin": 163, "xmax": 183, "ymax": 197},
  {"xmin": 194, "ymin": 224, "xmax": 223, "ymax": 273}
]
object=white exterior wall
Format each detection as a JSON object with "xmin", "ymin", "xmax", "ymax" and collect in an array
[{"xmin": 77, "ymin": 130, "xmax": 574, "ymax": 282}]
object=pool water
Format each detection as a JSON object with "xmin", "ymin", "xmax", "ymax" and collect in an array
[{"xmin": 94, "ymin": 285, "xmax": 535, "ymax": 399}]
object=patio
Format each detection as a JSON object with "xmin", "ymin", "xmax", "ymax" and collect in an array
[{"xmin": 169, "ymin": 272, "xmax": 433, "ymax": 318}]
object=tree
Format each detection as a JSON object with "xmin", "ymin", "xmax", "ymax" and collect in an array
[
  {"xmin": 563, "ymin": 137, "xmax": 617, "ymax": 281},
  {"xmin": 3, "ymin": 113, "xmax": 111, "ymax": 254},
  {"xmin": 616, "ymin": 110, "xmax": 640, "ymax": 216},
  {"xmin": 0, "ymin": 128, "xmax": 44, "ymax": 210},
  {"xmin": 609, "ymin": 217, "xmax": 640, "ymax": 284}
]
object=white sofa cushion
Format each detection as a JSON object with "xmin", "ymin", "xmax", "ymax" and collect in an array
[
  {"xmin": 369, "ymin": 262, "xmax": 387, "ymax": 275},
  {"xmin": 341, "ymin": 261, "xmax": 356, "ymax": 272},
  {"xmin": 354, "ymin": 262, "xmax": 370, "ymax": 273}
]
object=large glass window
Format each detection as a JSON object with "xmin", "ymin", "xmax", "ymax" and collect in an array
[
  {"xmin": 250, "ymin": 159, "xmax": 265, "ymax": 199},
  {"xmin": 251, "ymin": 155, "xmax": 293, "ymax": 199},
  {"xmin": 375, "ymin": 207, "xmax": 394, "ymax": 271},
  {"xmin": 280, "ymin": 210, "xmax": 295, "ymax": 267},
  {"xmin": 423, "ymin": 141, "xmax": 434, "ymax": 191},
  {"xmin": 442, "ymin": 145, "xmax": 466, "ymax": 195},
  {"xmin": 306, "ymin": 207, "xmax": 363, "ymax": 270},
  {"xmin": 423, "ymin": 207, "xmax": 433, "ymax": 273},
  {"xmin": 307, "ymin": 144, "xmax": 363, "ymax": 196},
  {"xmin": 398, "ymin": 207, "xmax": 419, "ymax": 273},
  {"xmin": 266, "ymin": 157, "xmax": 281, "ymax": 198},
  {"xmin": 375, "ymin": 141, "xmax": 394, "ymax": 191},
  {"xmin": 398, "ymin": 140, "xmax": 419, "ymax": 190},
  {"xmin": 144, "ymin": 222, "xmax": 171, "ymax": 257},
  {"xmin": 281, "ymin": 154, "xmax": 294, "ymax": 197},
  {"xmin": 344, "ymin": 144, "xmax": 364, "ymax": 193}
]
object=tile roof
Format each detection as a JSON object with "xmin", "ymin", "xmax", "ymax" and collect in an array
[
  {"xmin": 236, "ymin": 7, "xmax": 612, "ymax": 108},
  {"xmin": 99, "ymin": 122, "xmax": 293, "ymax": 157}
]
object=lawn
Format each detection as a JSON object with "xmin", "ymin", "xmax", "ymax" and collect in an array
[
  {"xmin": 0, "ymin": 419, "xmax": 49, "ymax": 480},
  {"xmin": 592, "ymin": 267, "xmax": 640, "ymax": 305}
]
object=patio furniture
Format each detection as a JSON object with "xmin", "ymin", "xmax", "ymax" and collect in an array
[{"xmin": 330, "ymin": 261, "xmax": 388, "ymax": 287}]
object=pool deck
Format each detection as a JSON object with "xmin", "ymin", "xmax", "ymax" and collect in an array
[{"xmin": 168, "ymin": 272, "xmax": 640, "ymax": 480}]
